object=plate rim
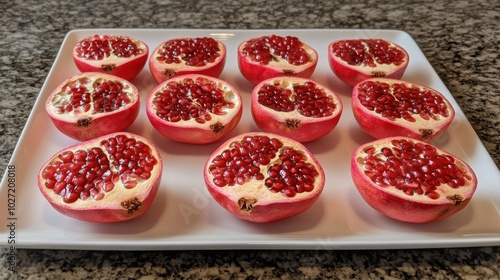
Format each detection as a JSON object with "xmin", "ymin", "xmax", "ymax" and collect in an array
[{"xmin": 1, "ymin": 28, "xmax": 499, "ymax": 251}]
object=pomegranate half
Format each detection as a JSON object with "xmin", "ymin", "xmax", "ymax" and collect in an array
[
  {"xmin": 352, "ymin": 78, "xmax": 455, "ymax": 141},
  {"xmin": 149, "ymin": 37, "xmax": 226, "ymax": 84},
  {"xmin": 38, "ymin": 132, "xmax": 163, "ymax": 223},
  {"xmin": 146, "ymin": 74, "xmax": 242, "ymax": 144},
  {"xmin": 45, "ymin": 72, "xmax": 140, "ymax": 141},
  {"xmin": 238, "ymin": 35, "xmax": 318, "ymax": 85},
  {"xmin": 328, "ymin": 39, "xmax": 409, "ymax": 87},
  {"xmin": 72, "ymin": 34, "xmax": 148, "ymax": 81},
  {"xmin": 204, "ymin": 132, "xmax": 325, "ymax": 223},
  {"xmin": 251, "ymin": 77, "xmax": 343, "ymax": 142},
  {"xmin": 351, "ymin": 137, "xmax": 477, "ymax": 223}
]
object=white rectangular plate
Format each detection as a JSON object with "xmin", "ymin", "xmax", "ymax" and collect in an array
[{"xmin": 1, "ymin": 29, "xmax": 500, "ymax": 250}]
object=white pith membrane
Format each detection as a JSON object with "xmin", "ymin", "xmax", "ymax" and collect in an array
[
  {"xmin": 152, "ymin": 39, "xmax": 225, "ymax": 71},
  {"xmin": 40, "ymin": 133, "xmax": 161, "ymax": 209},
  {"xmin": 73, "ymin": 36, "xmax": 147, "ymax": 67},
  {"xmin": 150, "ymin": 76, "xmax": 241, "ymax": 128},
  {"xmin": 354, "ymin": 78, "xmax": 454, "ymax": 132},
  {"xmin": 354, "ymin": 138, "xmax": 476, "ymax": 205},
  {"xmin": 338, "ymin": 58, "xmax": 402, "ymax": 76},
  {"xmin": 256, "ymin": 77, "xmax": 341, "ymax": 120},
  {"xmin": 206, "ymin": 134, "xmax": 325, "ymax": 206},
  {"xmin": 47, "ymin": 74, "xmax": 137, "ymax": 121},
  {"xmin": 331, "ymin": 40, "xmax": 407, "ymax": 75},
  {"xmin": 239, "ymin": 40, "xmax": 318, "ymax": 70},
  {"xmin": 75, "ymin": 50, "xmax": 145, "ymax": 67}
]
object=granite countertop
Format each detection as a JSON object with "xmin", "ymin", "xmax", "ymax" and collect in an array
[{"xmin": 1, "ymin": 0, "xmax": 499, "ymax": 279}]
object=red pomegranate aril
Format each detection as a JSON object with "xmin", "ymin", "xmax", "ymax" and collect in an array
[
  {"xmin": 351, "ymin": 137, "xmax": 477, "ymax": 223},
  {"xmin": 204, "ymin": 132, "xmax": 325, "ymax": 223},
  {"xmin": 332, "ymin": 39, "xmax": 406, "ymax": 67},
  {"xmin": 76, "ymin": 38, "xmax": 111, "ymax": 60},
  {"xmin": 242, "ymin": 35, "xmax": 311, "ymax": 66},
  {"xmin": 37, "ymin": 132, "xmax": 162, "ymax": 223},
  {"xmin": 156, "ymin": 37, "xmax": 220, "ymax": 66}
]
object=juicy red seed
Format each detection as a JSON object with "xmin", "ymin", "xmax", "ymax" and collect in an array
[
  {"xmin": 156, "ymin": 37, "xmax": 221, "ymax": 66},
  {"xmin": 332, "ymin": 39, "xmax": 406, "ymax": 67},
  {"xmin": 359, "ymin": 140, "xmax": 471, "ymax": 199},
  {"xmin": 110, "ymin": 36, "xmax": 143, "ymax": 57},
  {"xmin": 257, "ymin": 81, "xmax": 336, "ymax": 118},
  {"xmin": 103, "ymin": 182, "xmax": 115, "ymax": 192},
  {"xmin": 102, "ymin": 135, "xmax": 157, "ymax": 180},
  {"xmin": 42, "ymin": 134, "xmax": 158, "ymax": 204},
  {"xmin": 209, "ymin": 135, "xmax": 318, "ymax": 197},
  {"xmin": 124, "ymin": 181, "xmax": 138, "ymax": 189},
  {"xmin": 54, "ymin": 182, "xmax": 66, "ymax": 194},
  {"xmin": 58, "ymin": 151, "xmax": 74, "ymax": 163},
  {"xmin": 44, "ymin": 178, "xmax": 56, "ymax": 189},
  {"xmin": 43, "ymin": 147, "xmax": 108, "ymax": 203},
  {"xmin": 75, "ymin": 35, "xmax": 143, "ymax": 60},
  {"xmin": 152, "ymin": 77, "xmax": 234, "ymax": 122},
  {"xmin": 426, "ymin": 191, "xmax": 440, "ymax": 200},
  {"xmin": 92, "ymin": 79, "xmax": 131, "ymax": 113},
  {"xmin": 75, "ymin": 36, "xmax": 111, "ymax": 60},
  {"xmin": 356, "ymin": 80, "xmax": 450, "ymax": 121},
  {"xmin": 213, "ymin": 178, "xmax": 227, "ymax": 187},
  {"xmin": 242, "ymin": 35, "xmax": 310, "ymax": 65},
  {"xmin": 63, "ymin": 187, "xmax": 80, "ymax": 204}
]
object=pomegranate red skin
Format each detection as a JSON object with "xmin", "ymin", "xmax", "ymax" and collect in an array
[
  {"xmin": 352, "ymin": 78, "xmax": 455, "ymax": 141},
  {"xmin": 351, "ymin": 137, "xmax": 477, "ymax": 223},
  {"xmin": 72, "ymin": 35, "xmax": 149, "ymax": 81},
  {"xmin": 328, "ymin": 39, "xmax": 409, "ymax": 87},
  {"xmin": 146, "ymin": 74, "xmax": 242, "ymax": 144},
  {"xmin": 237, "ymin": 36, "xmax": 318, "ymax": 85},
  {"xmin": 149, "ymin": 37, "xmax": 226, "ymax": 84},
  {"xmin": 251, "ymin": 77, "xmax": 343, "ymax": 143},
  {"xmin": 204, "ymin": 132, "xmax": 325, "ymax": 223},
  {"xmin": 206, "ymin": 182, "xmax": 322, "ymax": 223},
  {"xmin": 37, "ymin": 132, "xmax": 163, "ymax": 223},
  {"xmin": 45, "ymin": 72, "xmax": 140, "ymax": 141}
]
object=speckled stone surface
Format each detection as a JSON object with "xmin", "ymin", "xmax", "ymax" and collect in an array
[{"xmin": 1, "ymin": 0, "xmax": 499, "ymax": 279}]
